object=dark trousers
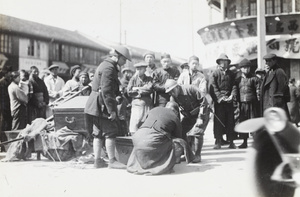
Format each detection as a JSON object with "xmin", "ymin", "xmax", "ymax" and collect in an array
[{"xmin": 213, "ymin": 102, "xmax": 235, "ymax": 141}]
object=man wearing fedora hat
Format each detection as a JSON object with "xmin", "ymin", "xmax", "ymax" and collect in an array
[
  {"xmin": 85, "ymin": 45, "xmax": 131, "ymax": 169},
  {"xmin": 260, "ymin": 53, "xmax": 290, "ymax": 118},
  {"xmin": 209, "ymin": 53, "xmax": 237, "ymax": 149},
  {"xmin": 127, "ymin": 62, "xmax": 153, "ymax": 134},
  {"xmin": 164, "ymin": 79, "xmax": 210, "ymax": 163},
  {"xmin": 44, "ymin": 64, "xmax": 65, "ymax": 105},
  {"xmin": 236, "ymin": 58, "xmax": 260, "ymax": 148}
]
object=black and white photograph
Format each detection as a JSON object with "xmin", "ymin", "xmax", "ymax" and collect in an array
[{"xmin": 0, "ymin": 0, "xmax": 300, "ymax": 196}]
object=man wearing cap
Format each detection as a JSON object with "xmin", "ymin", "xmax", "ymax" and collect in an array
[
  {"xmin": 62, "ymin": 65, "xmax": 81, "ymax": 95},
  {"xmin": 165, "ymin": 79, "xmax": 210, "ymax": 163},
  {"xmin": 152, "ymin": 53, "xmax": 180, "ymax": 107},
  {"xmin": 44, "ymin": 64, "xmax": 65, "ymax": 104},
  {"xmin": 127, "ymin": 62, "xmax": 153, "ymax": 134},
  {"xmin": 209, "ymin": 53, "xmax": 237, "ymax": 149},
  {"xmin": 144, "ymin": 51, "xmax": 156, "ymax": 78},
  {"xmin": 8, "ymin": 71, "xmax": 28, "ymax": 130},
  {"xmin": 177, "ymin": 56, "xmax": 207, "ymax": 95},
  {"xmin": 260, "ymin": 53, "xmax": 290, "ymax": 118},
  {"xmin": 77, "ymin": 71, "xmax": 91, "ymax": 96},
  {"xmin": 236, "ymin": 58, "xmax": 259, "ymax": 148},
  {"xmin": 85, "ymin": 45, "xmax": 131, "ymax": 169}
]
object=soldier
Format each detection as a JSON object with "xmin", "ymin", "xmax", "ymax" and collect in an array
[
  {"xmin": 165, "ymin": 79, "xmax": 210, "ymax": 163},
  {"xmin": 84, "ymin": 45, "xmax": 132, "ymax": 169}
]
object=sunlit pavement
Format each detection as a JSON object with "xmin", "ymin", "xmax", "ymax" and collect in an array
[{"xmin": 0, "ymin": 120, "xmax": 299, "ymax": 197}]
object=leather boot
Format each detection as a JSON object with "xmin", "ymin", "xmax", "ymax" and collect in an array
[
  {"xmin": 213, "ymin": 139, "xmax": 221, "ymax": 149},
  {"xmin": 228, "ymin": 141, "xmax": 237, "ymax": 149},
  {"xmin": 192, "ymin": 136, "xmax": 203, "ymax": 163}
]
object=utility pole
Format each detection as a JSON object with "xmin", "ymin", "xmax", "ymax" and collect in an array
[
  {"xmin": 257, "ymin": 0, "xmax": 267, "ymax": 69},
  {"xmin": 119, "ymin": 0, "xmax": 122, "ymax": 44}
]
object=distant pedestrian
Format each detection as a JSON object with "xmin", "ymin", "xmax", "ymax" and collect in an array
[
  {"xmin": 287, "ymin": 78, "xmax": 300, "ymax": 127},
  {"xmin": 144, "ymin": 51, "xmax": 156, "ymax": 78}
]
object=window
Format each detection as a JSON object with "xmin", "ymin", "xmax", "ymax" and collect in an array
[
  {"xmin": 28, "ymin": 39, "xmax": 34, "ymax": 56},
  {"xmin": 37, "ymin": 41, "xmax": 40, "ymax": 58},
  {"xmin": 62, "ymin": 44, "xmax": 69, "ymax": 62},
  {"xmin": 0, "ymin": 34, "xmax": 12, "ymax": 54},
  {"xmin": 296, "ymin": 0, "xmax": 300, "ymax": 12},
  {"xmin": 266, "ymin": 0, "xmax": 273, "ymax": 14},
  {"xmin": 282, "ymin": 0, "xmax": 292, "ymax": 13},
  {"xmin": 274, "ymin": 0, "xmax": 281, "ymax": 13},
  {"xmin": 226, "ymin": 0, "xmax": 236, "ymax": 19},
  {"xmin": 249, "ymin": 0, "xmax": 257, "ymax": 16}
]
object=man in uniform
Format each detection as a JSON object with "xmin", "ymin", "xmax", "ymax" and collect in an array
[
  {"xmin": 85, "ymin": 45, "xmax": 132, "ymax": 169},
  {"xmin": 165, "ymin": 79, "xmax": 210, "ymax": 163}
]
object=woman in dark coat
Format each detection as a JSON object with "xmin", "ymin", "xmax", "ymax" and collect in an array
[
  {"xmin": 287, "ymin": 78, "xmax": 300, "ymax": 127},
  {"xmin": 127, "ymin": 102, "xmax": 183, "ymax": 175}
]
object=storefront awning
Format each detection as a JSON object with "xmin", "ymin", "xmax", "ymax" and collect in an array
[
  {"xmin": 81, "ymin": 64, "xmax": 97, "ymax": 73},
  {"xmin": 52, "ymin": 61, "xmax": 69, "ymax": 74}
]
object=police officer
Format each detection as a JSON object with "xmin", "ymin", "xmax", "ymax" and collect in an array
[
  {"xmin": 85, "ymin": 45, "xmax": 132, "ymax": 169},
  {"xmin": 165, "ymin": 79, "xmax": 210, "ymax": 163}
]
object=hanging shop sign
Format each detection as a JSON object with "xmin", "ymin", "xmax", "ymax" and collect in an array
[{"xmin": 202, "ymin": 34, "xmax": 300, "ymax": 68}]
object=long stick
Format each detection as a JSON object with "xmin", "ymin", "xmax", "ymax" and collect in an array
[
  {"xmin": 0, "ymin": 137, "xmax": 24, "ymax": 146},
  {"xmin": 208, "ymin": 107, "xmax": 226, "ymax": 128}
]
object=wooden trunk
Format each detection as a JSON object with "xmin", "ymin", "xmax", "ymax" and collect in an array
[
  {"xmin": 53, "ymin": 96, "xmax": 89, "ymax": 133},
  {"xmin": 115, "ymin": 136, "xmax": 133, "ymax": 165}
]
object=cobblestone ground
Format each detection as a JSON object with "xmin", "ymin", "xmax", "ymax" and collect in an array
[{"xmin": 0, "ymin": 120, "xmax": 299, "ymax": 197}]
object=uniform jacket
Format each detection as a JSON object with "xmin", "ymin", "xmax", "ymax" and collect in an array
[
  {"xmin": 260, "ymin": 65, "xmax": 289, "ymax": 115},
  {"xmin": 209, "ymin": 68, "xmax": 237, "ymax": 103},
  {"xmin": 85, "ymin": 58, "xmax": 121, "ymax": 117}
]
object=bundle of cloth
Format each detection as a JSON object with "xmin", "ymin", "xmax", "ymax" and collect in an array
[{"xmin": 1, "ymin": 118, "xmax": 91, "ymax": 162}]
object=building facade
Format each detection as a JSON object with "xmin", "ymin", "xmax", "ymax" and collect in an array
[{"xmin": 199, "ymin": 0, "xmax": 300, "ymax": 80}]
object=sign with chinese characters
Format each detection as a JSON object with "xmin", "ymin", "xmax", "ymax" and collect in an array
[
  {"xmin": 19, "ymin": 57, "xmax": 47, "ymax": 71},
  {"xmin": 198, "ymin": 14, "xmax": 300, "ymax": 45},
  {"xmin": 202, "ymin": 34, "xmax": 300, "ymax": 69}
]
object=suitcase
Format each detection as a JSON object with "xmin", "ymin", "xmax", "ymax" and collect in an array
[
  {"xmin": 115, "ymin": 136, "xmax": 133, "ymax": 165},
  {"xmin": 53, "ymin": 96, "xmax": 89, "ymax": 133}
]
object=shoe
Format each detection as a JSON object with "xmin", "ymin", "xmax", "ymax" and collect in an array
[
  {"xmin": 238, "ymin": 143, "xmax": 248, "ymax": 149},
  {"xmin": 94, "ymin": 158, "xmax": 108, "ymax": 168},
  {"xmin": 213, "ymin": 144, "xmax": 221, "ymax": 149},
  {"xmin": 108, "ymin": 158, "xmax": 126, "ymax": 169},
  {"xmin": 221, "ymin": 139, "xmax": 230, "ymax": 145},
  {"xmin": 228, "ymin": 143, "xmax": 237, "ymax": 149},
  {"xmin": 192, "ymin": 155, "xmax": 201, "ymax": 163}
]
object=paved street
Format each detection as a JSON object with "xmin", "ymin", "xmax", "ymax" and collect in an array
[{"xmin": 0, "ymin": 120, "xmax": 299, "ymax": 197}]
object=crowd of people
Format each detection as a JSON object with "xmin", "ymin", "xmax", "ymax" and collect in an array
[{"xmin": 0, "ymin": 45, "xmax": 300, "ymax": 174}]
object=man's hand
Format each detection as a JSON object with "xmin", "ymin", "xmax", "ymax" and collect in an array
[
  {"xmin": 195, "ymin": 118, "xmax": 203, "ymax": 128},
  {"xmin": 108, "ymin": 111, "xmax": 117, "ymax": 121}
]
